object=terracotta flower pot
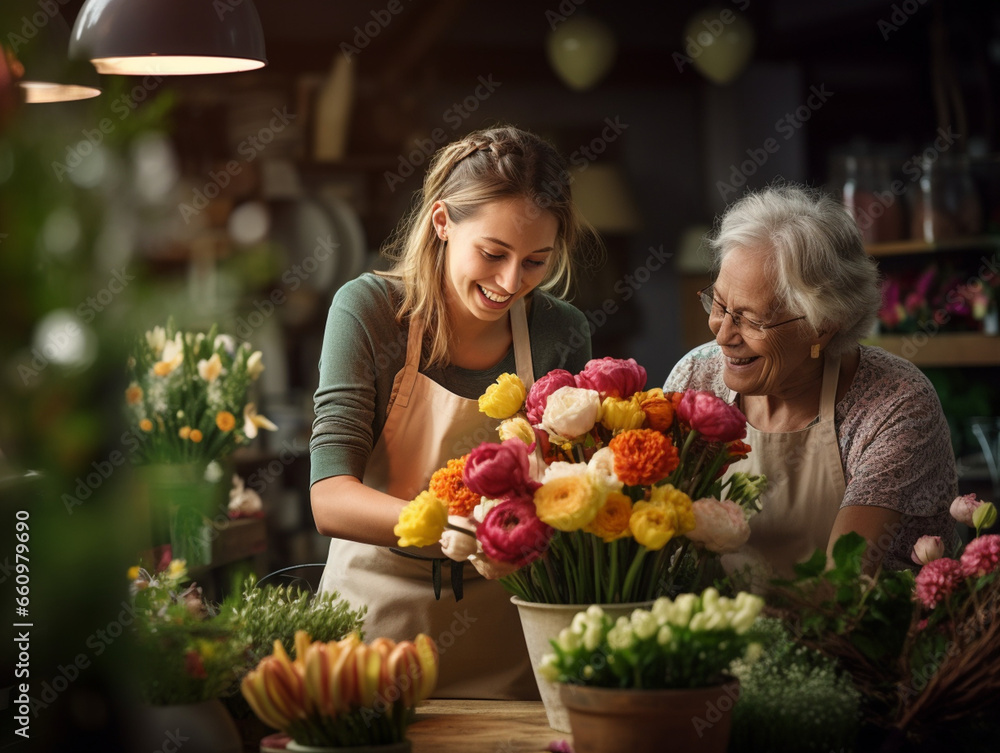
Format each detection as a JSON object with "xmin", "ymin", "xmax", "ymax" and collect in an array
[
  {"xmin": 510, "ymin": 597, "xmax": 652, "ymax": 732},
  {"xmin": 560, "ymin": 679, "xmax": 740, "ymax": 753}
]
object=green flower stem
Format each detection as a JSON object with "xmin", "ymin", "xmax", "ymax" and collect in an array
[
  {"xmin": 592, "ymin": 534, "xmax": 603, "ymax": 604},
  {"xmin": 621, "ymin": 545, "xmax": 649, "ymax": 602},
  {"xmin": 608, "ymin": 538, "xmax": 620, "ymax": 602}
]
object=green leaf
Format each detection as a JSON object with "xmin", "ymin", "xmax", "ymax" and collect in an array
[
  {"xmin": 831, "ymin": 532, "xmax": 866, "ymax": 575},
  {"xmin": 792, "ymin": 548, "xmax": 827, "ymax": 578}
]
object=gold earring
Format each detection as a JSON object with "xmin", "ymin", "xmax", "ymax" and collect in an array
[{"xmin": 810, "ymin": 343, "xmax": 821, "ymax": 359}]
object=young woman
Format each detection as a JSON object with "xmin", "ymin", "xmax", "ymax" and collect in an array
[{"xmin": 310, "ymin": 126, "xmax": 596, "ymax": 698}]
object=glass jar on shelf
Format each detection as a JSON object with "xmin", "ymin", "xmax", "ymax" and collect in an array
[
  {"xmin": 908, "ymin": 154, "xmax": 983, "ymax": 243},
  {"xmin": 837, "ymin": 154, "xmax": 905, "ymax": 244}
]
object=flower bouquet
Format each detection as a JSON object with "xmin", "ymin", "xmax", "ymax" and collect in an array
[
  {"xmin": 240, "ymin": 630, "xmax": 439, "ymax": 749},
  {"xmin": 393, "ymin": 357, "xmax": 766, "ymax": 605},
  {"xmin": 126, "ymin": 321, "xmax": 276, "ymax": 464},
  {"xmin": 125, "ymin": 320, "xmax": 277, "ymax": 564},
  {"xmin": 769, "ymin": 495, "xmax": 1000, "ymax": 748},
  {"xmin": 537, "ymin": 587, "xmax": 764, "ymax": 753}
]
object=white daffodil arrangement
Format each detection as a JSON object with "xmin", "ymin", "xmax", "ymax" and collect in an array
[
  {"xmin": 125, "ymin": 321, "xmax": 276, "ymax": 464},
  {"xmin": 539, "ymin": 587, "xmax": 765, "ymax": 689}
]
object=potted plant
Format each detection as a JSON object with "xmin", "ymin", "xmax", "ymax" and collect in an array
[
  {"xmin": 392, "ymin": 358, "xmax": 767, "ymax": 729},
  {"xmin": 125, "ymin": 320, "xmax": 277, "ymax": 565},
  {"xmin": 240, "ymin": 630, "xmax": 439, "ymax": 752},
  {"xmin": 770, "ymin": 496, "xmax": 1000, "ymax": 749},
  {"xmin": 536, "ymin": 586, "xmax": 764, "ymax": 753},
  {"xmin": 125, "ymin": 560, "xmax": 249, "ymax": 753}
]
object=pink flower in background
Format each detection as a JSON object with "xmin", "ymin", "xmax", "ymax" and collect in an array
[
  {"xmin": 949, "ymin": 493, "xmax": 984, "ymax": 526},
  {"xmin": 574, "ymin": 357, "xmax": 647, "ymax": 399},
  {"xmin": 911, "ymin": 535, "xmax": 945, "ymax": 566},
  {"xmin": 478, "ymin": 498, "xmax": 553, "ymax": 567},
  {"xmin": 525, "ymin": 369, "xmax": 576, "ymax": 424},
  {"xmin": 914, "ymin": 557, "xmax": 964, "ymax": 609},
  {"xmin": 686, "ymin": 498, "xmax": 750, "ymax": 554},
  {"xmin": 959, "ymin": 534, "xmax": 1000, "ymax": 577},
  {"xmin": 464, "ymin": 438, "xmax": 538, "ymax": 500},
  {"xmin": 676, "ymin": 391, "xmax": 747, "ymax": 443}
]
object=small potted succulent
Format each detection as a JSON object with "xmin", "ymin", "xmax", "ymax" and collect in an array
[{"xmin": 538, "ymin": 587, "xmax": 764, "ymax": 753}]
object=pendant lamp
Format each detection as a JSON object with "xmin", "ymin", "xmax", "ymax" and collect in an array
[
  {"xmin": 69, "ymin": 0, "xmax": 267, "ymax": 76},
  {"xmin": 17, "ymin": 12, "xmax": 100, "ymax": 103}
]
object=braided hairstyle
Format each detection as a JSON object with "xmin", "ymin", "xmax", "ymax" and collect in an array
[{"xmin": 381, "ymin": 125, "xmax": 594, "ymax": 368}]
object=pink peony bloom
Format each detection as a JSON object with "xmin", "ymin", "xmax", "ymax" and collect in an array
[
  {"xmin": 478, "ymin": 498, "xmax": 554, "ymax": 567},
  {"xmin": 686, "ymin": 498, "xmax": 750, "ymax": 554},
  {"xmin": 914, "ymin": 557, "xmax": 964, "ymax": 609},
  {"xmin": 525, "ymin": 369, "xmax": 576, "ymax": 425},
  {"xmin": 574, "ymin": 357, "xmax": 647, "ymax": 399},
  {"xmin": 464, "ymin": 438, "xmax": 539, "ymax": 500},
  {"xmin": 676, "ymin": 391, "xmax": 748, "ymax": 443},
  {"xmin": 911, "ymin": 535, "xmax": 945, "ymax": 566},
  {"xmin": 949, "ymin": 493, "xmax": 984, "ymax": 526},
  {"xmin": 959, "ymin": 534, "xmax": 1000, "ymax": 577}
]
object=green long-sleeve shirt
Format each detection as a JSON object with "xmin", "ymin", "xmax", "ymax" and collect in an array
[{"xmin": 309, "ymin": 273, "xmax": 592, "ymax": 485}]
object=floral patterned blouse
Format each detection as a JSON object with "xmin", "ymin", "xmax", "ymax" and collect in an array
[{"xmin": 664, "ymin": 343, "xmax": 959, "ymax": 571}]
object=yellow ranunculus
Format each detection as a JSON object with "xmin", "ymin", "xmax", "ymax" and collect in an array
[
  {"xmin": 533, "ymin": 475, "xmax": 603, "ymax": 532},
  {"xmin": 583, "ymin": 491, "xmax": 633, "ymax": 542},
  {"xmin": 599, "ymin": 395, "xmax": 645, "ymax": 432},
  {"xmin": 648, "ymin": 484, "xmax": 696, "ymax": 535},
  {"xmin": 394, "ymin": 492, "xmax": 448, "ymax": 548},
  {"xmin": 478, "ymin": 372, "xmax": 526, "ymax": 420},
  {"xmin": 499, "ymin": 415, "xmax": 534, "ymax": 445},
  {"xmin": 629, "ymin": 501, "xmax": 681, "ymax": 550}
]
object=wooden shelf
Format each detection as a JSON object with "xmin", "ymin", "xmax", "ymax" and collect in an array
[
  {"xmin": 865, "ymin": 236, "xmax": 1000, "ymax": 258},
  {"xmin": 868, "ymin": 333, "xmax": 1000, "ymax": 366}
]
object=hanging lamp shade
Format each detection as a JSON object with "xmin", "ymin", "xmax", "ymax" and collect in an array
[
  {"xmin": 18, "ymin": 12, "xmax": 100, "ymax": 103},
  {"xmin": 69, "ymin": 0, "xmax": 267, "ymax": 76}
]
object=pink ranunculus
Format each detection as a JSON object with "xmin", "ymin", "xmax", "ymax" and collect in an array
[
  {"xmin": 959, "ymin": 534, "xmax": 1000, "ymax": 577},
  {"xmin": 463, "ymin": 438, "xmax": 539, "ymax": 500},
  {"xmin": 911, "ymin": 535, "xmax": 945, "ymax": 566},
  {"xmin": 914, "ymin": 557, "xmax": 964, "ymax": 609},
  {"xmin": 574, "ymin": 357, "xmax": 647, "ymax": 399},
  {"xmin": 685, "ymin": 497, "xmax": 750, "ymax": 554},
  {"xmin": 525, "ymin": 369, "xmax": 577, "ymax": 425},
  {"xmin": 676, "ymin": 391, "xmax": 747, "ymax": 443},
  {"xmin": 949, "ymin": 493, "xmax": 984, "ymax": 526},
  {"xmin": 478, "ymin": 498, "xmax": 554, "ymax": 567}
]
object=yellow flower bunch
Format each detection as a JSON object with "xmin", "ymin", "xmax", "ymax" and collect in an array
[
  {"xmin": 478, "ymin": 372, "xmax": 527, "ymax": 419},
  {"xmin": 394, "ymin": 491, "xmax": 448, "ymax": 548}
]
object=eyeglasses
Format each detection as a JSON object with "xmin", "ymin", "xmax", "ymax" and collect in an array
[{"xmin": 697, "ymin": 286, "xmax": 806, "ymax": 340}]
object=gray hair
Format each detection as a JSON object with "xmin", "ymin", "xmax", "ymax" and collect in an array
[{"xmin": 709, "ymin": 184, "xmax": 880, "ymax": 356}]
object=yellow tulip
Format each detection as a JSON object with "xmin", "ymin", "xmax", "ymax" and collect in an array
[
  {"xmin": 600, "ymin": 396, "xmax": 645, "ymax": 432},
  {"xmin": 413, "ymin": 633, "xmax": 439, "ymax": 703},
  {"xmin": 241, "ymin": 668, "xmax": 290, "ymax": 730},
  {"xmin": 332, "ymin": 634, "xmax": 361, "ymax": 711}
]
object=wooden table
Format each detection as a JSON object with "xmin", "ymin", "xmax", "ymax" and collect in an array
[{"xmin": 408, "ymin": 700, "xmax": 569, "ymax": 753}]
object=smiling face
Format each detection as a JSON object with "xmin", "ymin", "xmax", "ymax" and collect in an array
[
  {"xmin": 432, "ymin": 196, "xmax": 558, "ymax": 326},
  {"xmin": 711, "ymin": 245, "xmax": 823, "ymax": 398}
]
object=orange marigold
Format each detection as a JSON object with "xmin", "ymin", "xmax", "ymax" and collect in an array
[
  {"xmin": 139, "ymin": 418, "xmax": 154, "ymax": 432},
  {"xmin": 216, "ymin": 410, "xmax": 236, "ymax": 432},
  {"xmin": 609, "ymin": 428, "xmax": 679, "ymax": 486},
  {"xmin": 640, "ymin": 395, "xmax": 674, "ymax": 432},
  {"xmin": 429, "ymin": 456, "xmax": 481, "ymax": 517},
  {"xmin": 189, "ymin": 429, "xmax": 203, "ymax": 443},
  {"xmin": 584, "ymin": 491, "xmax": 633, "ymax": 542},
  {"xmin": 125, "ymin": 384, "xmax": 143, "ymax": 405}
]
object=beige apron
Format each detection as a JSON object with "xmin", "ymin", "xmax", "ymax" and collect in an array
[
  {"xmin": 319, "ymin": 299, "xmax": 539, "ymax": 700},
  {"xmin": 724, "ymin": 353, "xmax": 846, "ymax": 582}
]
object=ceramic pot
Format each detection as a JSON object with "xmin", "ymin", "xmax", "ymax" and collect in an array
[
  {"xmin": 560, "ymin": 679, "xmax": 740, "ymax": 753},
  {"xmin": 126, "ymin": 698, "xmax": 242, "ymax": 753},
  {"xmin": 286, "ymin": 740, "xmax": 412, "ymax": 752},
  {"xmin": 510, "ymin": 597, "xmax": 651, "ymax": 732}
]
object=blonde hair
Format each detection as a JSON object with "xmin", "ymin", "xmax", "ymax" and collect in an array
[
  {"xmin": 710, "ymin": 183, "xmax": 881, "ymax": 356},
  {"xmin": 380, "ymin": 125, "xmax": 595, "ymax": 368}
]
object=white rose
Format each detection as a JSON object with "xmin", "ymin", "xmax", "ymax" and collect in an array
[
  {"xmin": 686, "ymin": 498, "xmax": 751, "ymax": 554},
  {"xmin": 540, "ymin": 386, "xmax": 601, "ymax": 439},
  {"xmin": 542, "ymin": 461, "xmax": 588, "ymax": 483},
  {"xmin": 586, "ymin": 446, "xmax": 623, "ymax": 492}
]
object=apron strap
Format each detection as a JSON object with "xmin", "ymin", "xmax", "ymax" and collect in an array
[
  {"xmin": 393, "ymin": 315, "xmax": 425, "ymax": 410},
  {"xmin": 818, "ymin": 352, "xmax": 842, "ymax": 422},
  {"xmin": 511, "ymin": 298, "xmax": 534, "ymax": 389}
]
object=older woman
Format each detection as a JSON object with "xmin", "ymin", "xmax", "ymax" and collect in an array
[{"xmin": 665, "ymin": 184, "xmax": 957, "ymax": 579}]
